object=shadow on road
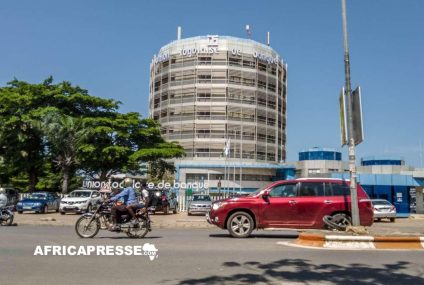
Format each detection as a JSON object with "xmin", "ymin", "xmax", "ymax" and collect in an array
[{"xmin": 173, "ymin": 259, "xmax": 424, "ymax": 285}]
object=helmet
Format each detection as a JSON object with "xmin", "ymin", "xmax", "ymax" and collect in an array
[{"xmin": 123, "ymin": 177, "xmax": 134, "ymax": 188}]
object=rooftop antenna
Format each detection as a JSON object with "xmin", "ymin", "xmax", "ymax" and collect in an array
[
  {"xmin": 177, "ymin": 26, "xmax": 182, "ymax": 40},
  {"xmin": 267, "ymin": 31, "xmax": 270, "ymax": 46},
  {"xmin": 245, "ymin": 25, "xmax": 252, "ymax": 39}
]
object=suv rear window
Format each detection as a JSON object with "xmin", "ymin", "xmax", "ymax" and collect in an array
[
  {"xmin": 298, "ymin": 182, "xmax": 325, "ymax": 196},
  {"xmin": 328, "ymin": 182, "xmax": 350, "ymax": 196}
]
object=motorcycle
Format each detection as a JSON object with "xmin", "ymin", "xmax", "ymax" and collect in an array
[
  {"xmin": 0, "ymin": 206, "xmax": 14, "ymax": 226},
  {"xmin": 75, "ymin": 201, "xmax": 151, "ymax": 238}
]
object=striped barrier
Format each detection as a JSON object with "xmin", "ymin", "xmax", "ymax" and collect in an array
[{"xmin": 295, "ymin": 233, "xmax": 424, "ymax": 250}]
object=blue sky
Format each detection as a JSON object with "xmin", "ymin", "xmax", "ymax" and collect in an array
[{"xmin": 1, "ymin": 0, "xmax": 423, "ymax": 167}]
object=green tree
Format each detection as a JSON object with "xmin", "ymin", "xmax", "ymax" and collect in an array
[
  {"xmin": 0, "ymin": 77, "xmax": 119, "ymax": 191},
  {"xmin": 41, "ymin": 112, "xmax": 89, "ymax": 193},
  {"xmin": 0, "ymin": 77, "xmax": 185, "ymax": 190},
  {"xmin": 0, "ymin": 78, "xmax": 52, "ymax": 191},
  {"xmin": 130, "ymin": 141, "xmax": 185, "ymax": 181},
  {"xmin": 79, "ymin": 114, "xmax": 180, "ymax": 180}
]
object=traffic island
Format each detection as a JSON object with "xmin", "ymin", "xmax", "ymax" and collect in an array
[{"xmin": 292, "ymin": 232, "xmax": 424, "ymax": 250}]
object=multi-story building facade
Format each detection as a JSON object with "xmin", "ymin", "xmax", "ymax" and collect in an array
[{"xmin": 149, "ymin": 35, "xmax": 288, "ymax": 192}]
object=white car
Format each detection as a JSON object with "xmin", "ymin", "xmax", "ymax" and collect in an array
[
  {"xmin": 371, "ymin": 199, "xmax": 397, "ymax": 222},
  {"xmin": 59, "ymin": 189, "xmax": 101, "ymax": 214}
]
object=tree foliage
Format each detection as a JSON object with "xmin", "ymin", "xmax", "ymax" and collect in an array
[
  {"xmin": 0, "ymin": 77, "xmax": 184, "ymax": 192},
  {"xmin": 40, "ymin": 112, "xmax": 89, "ymax": 193}
]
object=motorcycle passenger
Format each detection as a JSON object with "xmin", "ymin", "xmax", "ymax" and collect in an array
[
  {"xmin": 140, "ymin": 187, "xmax": 149, "ymax": 207},
  {"xmin": 108, "ymin": 178, "xmax": 138, "ymax": 231},
  {"xmin": 0, "ymin": 188, "xmax": 8, "ymax": 208}
]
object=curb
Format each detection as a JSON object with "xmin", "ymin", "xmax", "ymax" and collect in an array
[{"xmin": 296, "ymin": 233, "xmax": 424, "ymax": 250}]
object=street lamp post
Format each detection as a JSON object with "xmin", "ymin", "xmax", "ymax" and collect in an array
[{"xmin": 341, "ymin": 0, "xmax": 360, "ymax": 226}]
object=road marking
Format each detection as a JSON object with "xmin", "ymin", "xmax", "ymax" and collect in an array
[
  {"xmin": 420, "ymin": 237, "xmax": 424, "ymax": 249},
  {"xmin": 324, "ymin": 241, "xmax": 376, "ymax": 250}
]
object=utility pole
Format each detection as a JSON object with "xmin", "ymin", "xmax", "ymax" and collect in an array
[{"xmin": 341, "ymin": 0, "xmax": 360, "ymax": 226}]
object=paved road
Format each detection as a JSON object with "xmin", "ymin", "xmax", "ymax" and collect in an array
[
  {"xmin": 1, "ymin": 226, "xmax": 424, "ymax": 285},
  {"xmin": 12, "ymin": 211, "xmax": 424, "ymax": 236}
]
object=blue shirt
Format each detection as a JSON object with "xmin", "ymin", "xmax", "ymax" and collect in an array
[{"xmin": 110, "ymin": 187, "xmax": 137, "ymax": 205}]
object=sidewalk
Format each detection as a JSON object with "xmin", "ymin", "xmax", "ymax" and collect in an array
[{"xmin": 12, "ymin": 211, "xmax": 214, "ymax": 229}]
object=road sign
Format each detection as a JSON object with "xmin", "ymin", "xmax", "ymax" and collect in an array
[
  {"xmin": 351, "ymin": 86, "xmax": 364, "ymax": 145},
  {"xmin": 339, "ymin": 86, "xmax": 363, "ymax": 146}
]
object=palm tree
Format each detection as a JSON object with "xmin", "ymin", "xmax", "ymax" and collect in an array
[{"xmin": 42, "ymin": 113, "xmax": 89, "ymax": 194}]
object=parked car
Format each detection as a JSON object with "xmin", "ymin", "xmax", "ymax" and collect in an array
[
  {"xmin": 147, "ymin": 189, "xmax": 178, "ymax": 214},
  {"xmin": 371, "ymin": 199, "xmax": 396, "ymax": 222},
  {"xmin": 188, "ymin": 194, "xmax": 212, "ymax": 216},
  {"xmin": 59, "ymin": 189, "xmax": 101, "ymax": 214},
  {"xmin": 0, "ymin": 187, "xmax": 20, "ymax": 207},
  {"xmin": 16, "ymin": 192, "xmax": 60, "ymax": 214},
  {"xmin": 207, "ymin": 178, "xmax": 374, "ymax": 238}
]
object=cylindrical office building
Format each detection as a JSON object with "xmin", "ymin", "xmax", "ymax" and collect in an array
[{"xmin": 149, "ymin": 35, "xmax": 288, "ymax": 192}]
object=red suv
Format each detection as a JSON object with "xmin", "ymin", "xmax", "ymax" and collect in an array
[{"xmin": 206, "ymin": 178, "xmax": 374, "ymax": 238}]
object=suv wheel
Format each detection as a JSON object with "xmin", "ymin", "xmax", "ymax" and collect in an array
[{"xmin": 227, "ymin": 211, "xmax": 254, "ymax": 238}]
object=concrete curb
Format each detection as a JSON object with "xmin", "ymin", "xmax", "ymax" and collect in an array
[{"xmin": 296, "ymin": 233, "xmax": 424, "ymax": 250}]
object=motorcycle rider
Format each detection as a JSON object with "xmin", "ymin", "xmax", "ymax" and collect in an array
[
  {"xmin": 108, "ymin": 177, "xmax": 138, "ymax": 231},
  {"xmin": 0, "ymin": 188, "xmax": 8, "ymax": 209}
]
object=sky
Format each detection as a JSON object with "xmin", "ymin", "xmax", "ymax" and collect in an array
[{"xmin": 1, "ymin": 0, "xmax": 423, "ymax": 167}]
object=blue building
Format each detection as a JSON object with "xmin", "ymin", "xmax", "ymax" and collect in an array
[
  {"xmin": 332, "ymin": 156, "xmax": 424, "ymax": 217},
  {"xmin": 290, "ymin": 149, "xmax": 424, "ymax": 217},
  {"xmin": 294, "ymin": 147, "xmax": 349, "ymax": 178},
  {"xmin": 299, "ymin": 147, "xmax": 342, "ymax": 161}
]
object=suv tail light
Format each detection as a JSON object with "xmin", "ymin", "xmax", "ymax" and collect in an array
[
  {"xmin": 361, "ymin": 200, "xmax": 372, "ymax": 209},
  {"xmin": 390, "ymin": 206, "xmax": 396, "ymax": 212}
]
